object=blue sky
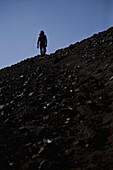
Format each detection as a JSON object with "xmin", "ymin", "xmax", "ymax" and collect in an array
[{"xmin": 0, "ymin": 0, "xmax": 113, "ymax": 69}]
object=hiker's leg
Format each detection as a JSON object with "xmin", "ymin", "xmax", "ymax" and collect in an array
[
  {"xmin": 44, "ymin": 45, "xmax": 46, "ymax": 56},
  {"xmin": 40, "ymin": 45, "xmax": 43, "ymax": 56}
]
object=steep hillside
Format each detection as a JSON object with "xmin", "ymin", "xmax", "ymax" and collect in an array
[{"xmin": 0, "ymin": 27, "xmax": 113, "ymax": 170}]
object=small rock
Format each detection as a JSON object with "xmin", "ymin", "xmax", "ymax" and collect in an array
[
  {"xmin": 17, "ymin": 92, "xmax": 24, "ymax": 98},
  {"xmin": 23, "ymin": 81, "xmax": 28, "ymax": 86},
  {"xmin": 109, "ymin": 42, "xmax": 112, "ymax": 45},
  {"xmin": 20, "ymin": 75, "xmax": 24, "ymax": 78},
  {"xmin": 86, "ymin": 100, "xmax": 92, "ymax": 104},
  {"xmin": 109, "ymin": 76, "xmax": 113, "ymax": 81},
  {"xmin": 0, "ymin": 105, "xmax": 5, "ymax": 109},
  {"xmin": 75, "ymin": 88, "xmax": 80, "ymax": 92},
  {"xmin": 43, "ymin": 115, "xmax": 49, "ymax": 120},
  {"xmin": 43, "ymin": 138, "xmax": 52, "ymax": 144},
  {"xmin": 9, "ymin": 162, "xmax": 14, "ymax": 166},
  {"xmin": 39, "ymin": 160, "xmax": 48, "ymax": 170},
  {"xmin": 73, "ymin": 141, "xmax": 79, "ymax": 146},
  {"xmin": 32, "ymin": 154, "xmax": 38, "ymax": 159},
  {"xmin": 19, "ymin": 126, "xmax": 25, "ymax": 130},
  {"xmin": 38, "ymin": 146, "xmax": 45, "ymax": 154},
  {"xmin": 43, "ymin": 106, "xmax": 47, "ymax": 110},
  {"xmin": 65, "ymin": 118, "xmax": 70, "ymax": 124},
  {"xmin": 1, "ymin": 111, "xmax": 4, "ymax": 116},
  {"xmin": 86, "ymin": 144, "xmax": 89, "ymax": 148},
  {"xmin": 29, "ymin": 92, "xmax": 34, "ymax": 96},
  {"xmin": 68, "ymin": 106, "xmax": 73, "ymax": 111},
  {"xmin": 25, "ymin": 142, "xmax": 32, "ymax": 147}
]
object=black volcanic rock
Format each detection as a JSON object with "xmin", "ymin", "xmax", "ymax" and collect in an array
[{"xmin": 0, "ymin": 27, "xmax": 113, "ymax": 169}]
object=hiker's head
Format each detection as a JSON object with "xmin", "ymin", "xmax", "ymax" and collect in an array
[{"xmin": 40, "ymin": 30, "xmax": 44, "ymax": 35}]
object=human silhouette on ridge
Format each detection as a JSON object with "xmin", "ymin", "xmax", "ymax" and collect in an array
[{"xmin": 37, "ymin": 30, "xmax": 47, "ymax": 57}]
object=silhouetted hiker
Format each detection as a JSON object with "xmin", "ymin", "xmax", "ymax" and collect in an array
[{"xmin": 37, "ymin": 30, "xmax": 47, "ymax": 56}]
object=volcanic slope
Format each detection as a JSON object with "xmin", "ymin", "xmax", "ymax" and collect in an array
[{"xmin": 0, "ymin": 27, "xmax": 113, "ymax": 170}]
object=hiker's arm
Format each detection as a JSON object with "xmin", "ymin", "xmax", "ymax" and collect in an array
[
  {"xmin": 37, "ymin": 37, "xmax": 40, "ymax": 48},
  {"xmin": 45, "ymin": 36, "xmax": 47, "ymax": 47}
]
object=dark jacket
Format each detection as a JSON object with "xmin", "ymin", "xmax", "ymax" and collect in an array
[{"xmin": 37, "ymin": 33, "xmax": 47, "ymax": 47}]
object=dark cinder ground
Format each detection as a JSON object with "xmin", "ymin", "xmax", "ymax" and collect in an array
[{"xmin": 0, "ymin": 27, "xmax": 113, "ymax": 170}]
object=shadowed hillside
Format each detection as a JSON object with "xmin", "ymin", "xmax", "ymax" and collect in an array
[{"xmin": 0, "ymin": 27, "xmax": 113, "ymax": 170}]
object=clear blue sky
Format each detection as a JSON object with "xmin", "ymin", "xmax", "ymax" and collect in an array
[{"xmin": 0, "ymin": 0, "xmax": 113, "ymax": 69}]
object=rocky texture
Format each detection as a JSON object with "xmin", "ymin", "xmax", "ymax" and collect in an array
[{"xmin": 0, "ymin": 27, "xmax": 113, "ymax": 169}]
